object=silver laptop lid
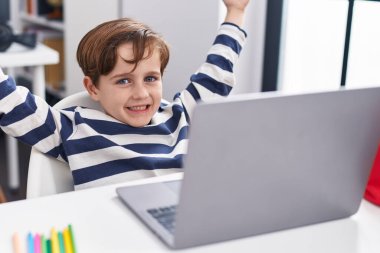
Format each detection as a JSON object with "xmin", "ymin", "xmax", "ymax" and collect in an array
[{"xmin": 173, "ymin": 86, "xmax": 380, "ymax": 248}]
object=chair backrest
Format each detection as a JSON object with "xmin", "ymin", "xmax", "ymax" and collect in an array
[{"xmin": 26, "ymin": 91, "xmax": 102, "ymax": 198}]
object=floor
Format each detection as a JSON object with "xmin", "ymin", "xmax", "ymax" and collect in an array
[{"xmin": 0, "ymin": 129, "xmax": 31, "ymax": 203}]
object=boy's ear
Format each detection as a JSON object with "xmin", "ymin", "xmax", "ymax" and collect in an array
[{"xmin": 83, "ymin": 76, "xmax": 100, "ymax": 101}]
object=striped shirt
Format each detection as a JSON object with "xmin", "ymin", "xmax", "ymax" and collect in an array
[{"xmin": 0, "ymin": 23, "xmax": 246, "ymax": 190}]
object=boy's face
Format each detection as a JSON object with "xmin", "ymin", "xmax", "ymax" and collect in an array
[{"xmin": 85, "ymin": 43, "xmax": 163, "ymax": 127}]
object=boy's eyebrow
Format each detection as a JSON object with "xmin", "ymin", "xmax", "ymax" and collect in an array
[
  {"xmin": 110, "ymin": 71, "xmax": 161, "ymax": 80},
  {"xmin": 110, "ymin": 72, "xmax": 130, "ymax": 80}
]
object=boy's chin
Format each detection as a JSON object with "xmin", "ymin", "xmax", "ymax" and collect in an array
[{"xmin": 124, "ymin": 119, "xmax": 151, "ymax": 128}]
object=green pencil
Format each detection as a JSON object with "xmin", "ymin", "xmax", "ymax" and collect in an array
[
  {"xmin": 41, "ymin": 235, "xmax": 47, "ymax": 253},
  {"xmin": 68, "ymin": 224, "xmax": 77, "ymax": 253},
  {"xmin": 58, "ymin": 231, "xmax": 66, "ymax": 253}
]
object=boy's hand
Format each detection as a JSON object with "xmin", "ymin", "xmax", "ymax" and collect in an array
[{"xmin": 223, "ymin": 0, "xmax": 250, "ymax": 27}]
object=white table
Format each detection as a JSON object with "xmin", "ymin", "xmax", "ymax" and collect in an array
[
  {"xmin": 0, "ymin": 172, "xmax": 379, "ymax": 253},
  {"xmin": 0, "ymin": 43, "xmax": 59, "ymax": 189}
]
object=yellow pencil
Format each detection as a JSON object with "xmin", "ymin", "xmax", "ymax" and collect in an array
[
  {"xmin": 63, "ymin": 228, "xmax": 73, "ymax": 253},
  {"xmin": 12, "ymin": 232, "xmax": 23, "ymax": 253},
  {"xmin": 51, "ymin": 228, "xmax": 60, "ymax": 253}
]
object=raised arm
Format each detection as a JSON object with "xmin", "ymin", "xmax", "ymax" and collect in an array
[
  {"xmin": 0, "ymin": 67, "xmax": 74, "ymax": 161},
  {"xmin": 175, "ymin": 0, "xmax": 250, "ymax": 119},
  {"xmin": 223, "ymin": 0, "xmax": 250, "ymax": 27}
]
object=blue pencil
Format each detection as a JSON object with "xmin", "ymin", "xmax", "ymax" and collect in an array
[{"xmin": 27, "ymin": 232, "xmax": 35, "ymax": 253}]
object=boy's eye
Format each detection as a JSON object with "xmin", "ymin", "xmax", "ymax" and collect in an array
[
  {"xmin": 145, "ymin": 76, "xmax": 158, "ymax": 82},
  {"xmin": 116, "ymin": 78, "xmax": 130, "ymax": 85}
]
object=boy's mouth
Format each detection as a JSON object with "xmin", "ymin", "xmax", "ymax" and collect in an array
[{"xmin": 127, "ymin": 105, "xmax": 150, "ymax": 111}]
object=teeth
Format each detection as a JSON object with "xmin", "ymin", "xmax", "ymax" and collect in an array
[{"xmin": 129, "ymin": 105, "xmax": 148, "ymax": 111}]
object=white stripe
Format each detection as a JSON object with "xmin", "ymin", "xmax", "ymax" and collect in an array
[
  {"xmin": 192, "ymin": 83, "xmax": 227, "ymax": 102},
  {"xmin": 150, "ymin": 104, "xmax": 175, "ymax": 126},
  {"xmin": 72, "ymin": 107, "xmax": 120, "ymax": 123},
  {"xmin": 219, "ymin": 24, "xmax": 247, "ymax": 46},
  {"xmin": 207, "ymin": 45, "xmax": 239, "ymax": 67},
  {"xmin": 79, "ymin": 105, "xmax": 178, "ymax": 127},
  {"xmin": 31, "ymin": 108, "xmax": 77, "ymax": 153},
  {"xmin": 178, "ymin": 90, "xmax": 197, "ymax": 119},
  {"xmin": 32, "ymin": 132, "xmax": 62, "ymax": 154},
  {"xmin": 2, "ymin": 94, "xmax": 50, "ymax": 137},
  {"xmin": 74, "ymin": 170, "xmax": 182, "ymax": 190},
  {"xmin": 0, "ymin": 69, "xmax": 8, "ymax": 82},
  {"xmin": 69, "ymin": 138, "xmax": 188, "ymax": 171},
  {"xmin": 71, "ymin": 111, "xmax": 189, "ymax": 147},
  {"xmin": 196, "ymin": 62, "xmax": 235, "ymax": 87},
  {"xmin": 0, "ymin": 86, "xmax": 29, "ymax": 114}
]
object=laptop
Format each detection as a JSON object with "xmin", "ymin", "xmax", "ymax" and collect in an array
[{"xmin": 116, "ymin": 86, "xmax": 380, "ymax": 249}]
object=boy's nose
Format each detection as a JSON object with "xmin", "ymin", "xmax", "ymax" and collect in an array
[{"xmin": 132, "ymin": 84, "xmax": 149, "ymax": 99}]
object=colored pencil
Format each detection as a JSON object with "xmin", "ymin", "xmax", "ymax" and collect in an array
[
  {"xmin": 58, "ymin": 232, "xmax": 65, "ymax": 253},
  {"xmin": 68, "ymin": 225, "xmax": 77, "ymax": 253},
  {"xmin": 50, "ymin": 228, "xmax": 60, "ymax": 253},
  {"xmin": 34, "ymin": 233, "xmax": 41, "ymax": 253},
  {"xmin": 28, "ymin": 233, "xmax": 35, "ymax": 253},
  {"xmin": 41, "ymin": 235, "xmax": 47, "ymax": 253},
  {"xmin": 62, "ymin": 228, "xmax": 72, "ymax": 253},
  {"xmin": 12, "ymin": 232, "xmax": 23, "ymax": 253},
  {"xmin": 46, "ymin": 239, "xmax": 52, "ymax": 253}
]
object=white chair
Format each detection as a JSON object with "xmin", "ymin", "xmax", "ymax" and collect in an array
[{"xmin": 26, "ymin": 91, "xmax": 102, "ymax": 198}]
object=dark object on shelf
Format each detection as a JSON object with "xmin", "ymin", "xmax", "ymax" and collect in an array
[
  {"xmin": 0, "ymin": 0, "xmax": 10, "ymax": 24},
  {"xmin": 0, "ymin": 23, "xmax": 37, "ymax": 52},
  {"xmin": 47, "ymin": 0, "xmax": 63, "ymax": 20}
]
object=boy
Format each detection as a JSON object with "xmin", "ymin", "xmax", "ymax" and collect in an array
[{"xmin": 0, "ymin": 0, "xmax": 249, "ymax": 190}]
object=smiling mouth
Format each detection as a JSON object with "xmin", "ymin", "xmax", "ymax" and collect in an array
[{"xmin": 127, "ymin": 105, "xmax": 150, "ymax": 111}]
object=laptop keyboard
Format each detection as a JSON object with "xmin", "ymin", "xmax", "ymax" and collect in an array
[{"xmin": 147, "ymin": 205, "xmax": 177, "ymax": 234}]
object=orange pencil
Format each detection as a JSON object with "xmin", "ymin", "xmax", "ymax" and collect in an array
[{"xmin": 12, "ymin": 232, "xmax": 23, "ymax": 253}]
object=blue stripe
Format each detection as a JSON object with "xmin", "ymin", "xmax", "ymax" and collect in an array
[
  {"xmin": 206, "ymin": 54, "xmax": 233, "ymax": 72},
  {"xmin": 17, "ymin": 109, "xmax": 56, "ymax": 145},
  {"xmin": 185, "ymin": 83, "xmax": 201, "ymax": 101},
  {"xmin": 173, "ymin": 92, "xmax": 191, "ymax": 122},
  {"xmin": 0, "ymin": 77, "xmax": 17, "ymax": 100},
  {"xmin": 0, "ymin": 92, "xmax": 36, "ymax": 126},
  {"xmin": 190, "ymin": 73, "xmax": 232, "ymax": 96},
  {"xmin": 59, "ymin": 111, "xmax": 75, "ymax": 141},
  {"xmin": 221, "ymin": 22, "xmax": 248, "ymax": 37},
  {"xmin": 65, "ymin": 125, "xmax": 189, "ymax": 156},
  {"xmin": 73, "ymin": 154, "xmax": 184, "ymax": 185},
  {"xmin": 214, "ymin": 34, "xmax": 242, "ymax": 54},
  {"xmin": 46, "ymin": 144, "xmax": 68, "ymax": 162}
]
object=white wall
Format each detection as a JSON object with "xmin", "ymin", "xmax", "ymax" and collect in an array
[
  {"xmin": 64, "ymin": 0, "xmax": 120, "ymax": 95},
  {"xmin": 122, "ymin": 0, "xmax": 267, "ymax": 99},
  {"xmin": 231, "ymin": 0, "xmax": 267, "ymax": 95},
  {"xmin": 122, "ymin": 0, "xmax": 219, "ymax": 100},
  {"xmin": 64, "ymin": 0, "xmax": 267, "ymax": 98}
]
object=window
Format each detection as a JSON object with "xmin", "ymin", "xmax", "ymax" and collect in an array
[{"xmin": 280, "ymin": 0, "xmax": 348, "ymax": 92}]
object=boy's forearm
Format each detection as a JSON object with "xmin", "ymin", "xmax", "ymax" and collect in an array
[{"xmin": 224, "ymin": 8, "xmax": 246, "ymax": 27}]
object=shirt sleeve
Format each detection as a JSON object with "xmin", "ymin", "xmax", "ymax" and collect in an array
[
  {"xmin": 174, "ymin": 22, "xmax": 247, "ymax": 120},
  {"xmin": 0, "ymin": 76, "xmax": 75, "ymax": 162},
  {"xmin": 0, "ymin": 68, "xmax": 8, "ymax": 83}
]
